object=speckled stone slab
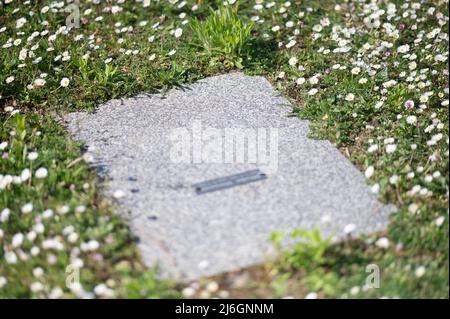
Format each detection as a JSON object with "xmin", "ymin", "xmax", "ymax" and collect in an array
[{"xmin": 64, "ymin": 73, "xmax": 394, "ymax": 281}]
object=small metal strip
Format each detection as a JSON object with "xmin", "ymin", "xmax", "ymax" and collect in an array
[{"xmin": 193, "ymin": 169, "xmax": 267, "ymax": 194}]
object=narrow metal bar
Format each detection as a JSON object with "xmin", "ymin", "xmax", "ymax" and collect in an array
[{"xmin": 193, "ymin": 169, "xmax": 267, "ymax": 194}]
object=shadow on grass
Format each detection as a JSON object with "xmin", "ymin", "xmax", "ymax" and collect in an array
[{"xmin": 244, "ymin": 37, "xmax": 280, "ymax": 74}]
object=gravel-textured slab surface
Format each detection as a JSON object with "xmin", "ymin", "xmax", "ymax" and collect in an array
[{"xmin": 64, "ymin": 72, "xmax": 394, "ymax": 281}]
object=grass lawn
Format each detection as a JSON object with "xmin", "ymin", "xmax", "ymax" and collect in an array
[{"xmin": 0, "ymin": 0, "xmax": 448, "ymax": 298}]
